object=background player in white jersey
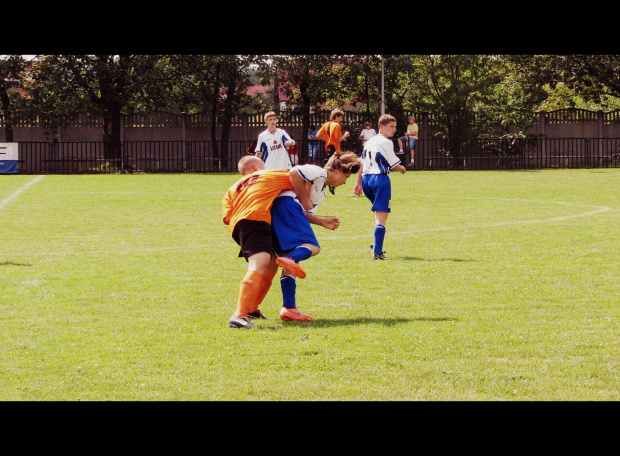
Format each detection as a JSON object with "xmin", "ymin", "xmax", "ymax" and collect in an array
[
  {"xmin": 254, "ymin": 111, "xmax": 296, "ymax": 170},
  {"xmin": 353, "ymin": 114, "xmax": 406, "ymax": 260},
  {"xmin": 272, "ymin": 151, "xmax": 362, "ymax": 321}
]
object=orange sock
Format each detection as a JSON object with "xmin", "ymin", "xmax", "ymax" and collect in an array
[
  {"xmin": 249, "ymin": 269, "xmax": 277, "ymax": 313},
  {"xmin": 233, "ymin": 270, "xmax": 262, "ymax": 318}
]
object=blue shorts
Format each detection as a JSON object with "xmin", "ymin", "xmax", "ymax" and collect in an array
[
  {"xmin": 271, "ymin": 196, "xmax": 319, "ymax": 253},
  {"xmin": 399, "ymin": 137, "xmax": 417, "ymax": 150},
  {"xmin": 362, "ymin": 174, "xmax": 392, "ymax": 213}
]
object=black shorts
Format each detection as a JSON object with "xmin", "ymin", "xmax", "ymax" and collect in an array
[{"xmin": 232, "ymin": 219, "xmax": 275, "ymax": 261}]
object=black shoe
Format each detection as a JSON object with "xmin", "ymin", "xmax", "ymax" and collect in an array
[
  {"xmin": 370, "ymin": 245, "xmax": 387, "ymax": 260},
  {"xmin": 228, "ymin": 315, "xmax": 257, "ymax": 329},
  {"xmin": 329, "ymin": 185, "xmax": 335, "ymax": 195},
  {"xmin": 248, "ymin": 309, "xmax": 272, "ymax": 320}
]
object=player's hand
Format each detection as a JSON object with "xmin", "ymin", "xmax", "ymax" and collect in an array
[
  {"xmin": 323, "ymin": 217, "xmax": 340, "ymax": 230},
  {"xmin": 353, "ymin": 184, "xmax": 362, "ymax": 196}
]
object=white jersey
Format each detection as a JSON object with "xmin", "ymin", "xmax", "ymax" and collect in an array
[
  {"xmin": 361, "ymin": 133, "xmax": 401, "ymax": 175},
  {"xmin": 277, "ymin": 164, "xmax": 327, "ymax": 215},
  {"xmin": 255, "ymin": 128, "xmax": 295, "ymax": 170}
]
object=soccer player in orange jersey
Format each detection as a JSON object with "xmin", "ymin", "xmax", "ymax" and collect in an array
[{"xmin": 222, "ymin": 156, "xmax": 312, "ymax": 329}]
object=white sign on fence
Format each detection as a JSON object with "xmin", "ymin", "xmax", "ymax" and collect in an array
[{"xmin": 0, "ymin": 143, "xmax": 18, "ymax": 173}]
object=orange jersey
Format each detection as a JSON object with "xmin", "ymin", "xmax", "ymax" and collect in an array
[
  {"xmin": 222, "ymin": 169, "xmax": 293, "ymax": 233},
  {"xmin": 317, "ymin": 121, "xmax": 343, "ymax": 151}
]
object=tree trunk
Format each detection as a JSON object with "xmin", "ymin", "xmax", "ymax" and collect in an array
[
  {"xmin": 0, "ymin": 86, "xmax": 14, "ymax": 142},
  {"xmin": 102, "ymin": 109, "xmax": 122, "ymax": 165}
]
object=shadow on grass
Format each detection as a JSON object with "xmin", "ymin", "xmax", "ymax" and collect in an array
[
  {"xmin": 0, "ymin": 261, "xmax": 32, "ymax": 267},
  {"xmin": 269, "ymin": 316, "xmax": 458, "ymax": 329},
  {"xmin": 401, "ymin": 256, "xmax": 476, "ymax": 262}
]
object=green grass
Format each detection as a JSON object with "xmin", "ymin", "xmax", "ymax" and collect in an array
[{"xmin": 1, "ymin": 169, "xmax": 619, "ymax": 401}]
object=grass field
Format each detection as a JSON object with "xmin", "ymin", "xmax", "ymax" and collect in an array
[{"xmin": 1, "ymin": 169, "xmax": 619, "ymax": 401}]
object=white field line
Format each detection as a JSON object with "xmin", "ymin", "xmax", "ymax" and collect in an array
[
  {"xmin": 0, "ymin": 175, "xmax": 44, "ymax": 213},
  {"xmin": 5, "ymin": 194, "xmax": 613, "ymax": 257},
  {"xmin": 329, "ymin": 196, "xmax": 612, "ymax": 240}
]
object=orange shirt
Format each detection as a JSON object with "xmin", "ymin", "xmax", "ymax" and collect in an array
[
  {"xmin": 317, "ymin": 121, "xmax": 343, "ymax": 151},
  {"xmin": 222, "ymin": 169, "xmax": 293, "ymax": 233}
]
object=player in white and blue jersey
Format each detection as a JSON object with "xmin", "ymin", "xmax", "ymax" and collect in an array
[
  {"xmin": 272, "ymin": 152, "xmax": 362, "ymax": 321},
  {"xmin": 254, "ymin": 111, "xmax": 296, "ymax": 170},
  {"xmin": 354, "ymin": 114, "xmax": 406, "ymax": 260}
]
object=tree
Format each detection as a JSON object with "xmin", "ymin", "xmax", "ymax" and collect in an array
[
  {"xmin": 0, "ymin": 55, "xmax": 29, "ymax": 142},
  {"xmin": 169, "ymin": 55, "xmax": 267, "ymax": 169},
  {"xmin": 267, "ymin": 55, "xmax": 358, "ymax": 145},
  {"xmin": 25, "ymin": 55, "xmax": 172, "ymax": 160},
  {"xmin": 509, "ymin": 55, "xmax": 620, "ymax": 111}
]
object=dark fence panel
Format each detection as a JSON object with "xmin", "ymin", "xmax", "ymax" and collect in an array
[{"xmin": 13, "ymin": 138, "xmax": 620, "ymax": 174}]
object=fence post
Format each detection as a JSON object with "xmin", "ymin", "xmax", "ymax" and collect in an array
[
  {"xmin": 539, "ymin": 111, "xmax": 546, "ymax": 163},
  {"xmin": 120, "ymin": 113, "xmax": 125, "ymax": 173},
  {"xmin": 182, "ymin": 113, "xmax": 187, "ymax": 171}
]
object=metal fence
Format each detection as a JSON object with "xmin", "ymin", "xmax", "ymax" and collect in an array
[{"xmin": 10, "ymin": 138, "xmax": 620, "ymax": 174}]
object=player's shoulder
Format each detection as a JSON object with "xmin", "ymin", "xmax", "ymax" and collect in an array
[{"xmin": 294, "ymin": 164, "xmax": 325, "ymax": 180}]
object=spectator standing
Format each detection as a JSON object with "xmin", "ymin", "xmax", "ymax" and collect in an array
[
  {"xmin": 307, "ymin": 125, "xmax": 319, "ymax": 164},
  {"xmin": 358, "ymin": 121, "xmax": 377, "ymax": 150}
]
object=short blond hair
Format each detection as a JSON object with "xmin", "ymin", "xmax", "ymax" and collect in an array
[
  {"xmin": 238, "ymin": 155, "xmax": 264, "ymax": 175},
  {"xmin": 264, "ymin": 111, "xmax": 277, "ymax": 122},
  {"xmin": 378, "ymin": 114, "xmax": 397, "ymax": 128},
  {"xmin": 330, "ymin": 109, "xmax": 345, "ymax": 120}
]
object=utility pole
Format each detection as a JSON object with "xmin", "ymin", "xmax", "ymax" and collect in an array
[{"xmin": 381, "ymin": 55, "xmax": 385, "ymax": 116}]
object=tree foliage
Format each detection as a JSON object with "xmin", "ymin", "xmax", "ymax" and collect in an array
[
  {"xmin": 6, "ymin": 54, "xmax": 620, "ymax": 145},
  {"xmin": 0, "ymin": 55, "xmax": 29, "ymax": 141}
]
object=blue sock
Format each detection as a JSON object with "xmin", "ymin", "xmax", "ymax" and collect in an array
[
  {"xmin": 373, "ymin": 224, "xmax": 386, "ymax": 254},
  {"xmin": 280, "ymin": 275, "xmax": 297, "ymax": 309},
  {"xmin": 286, "ymin": 246, "xmax": 313, "ymax": 263}
]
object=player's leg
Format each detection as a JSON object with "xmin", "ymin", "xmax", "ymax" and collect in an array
[
  {"xmin": 272, "ymin": 196, "xmax": 319, "ymax": 279},
  {"xmin": 247, "ymin": 257, "xmax": 278, "ymax": 320},
  {"xmin": 229, "ymin": 220, "xmax": 274, "ymax": 329},
  {"xmin": 369, "ymin": 176, "xmax": 391, "ymax": 259},
  {"xmin": 279, "ymin": 271, "xmax": 313, "ymax": 321}
]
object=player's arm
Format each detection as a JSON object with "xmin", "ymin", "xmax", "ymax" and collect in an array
[
  {"xmin": 353, "ymin": 163, "xmax": 364, "ymax": 196},
  {"xmin": 254, "ymin": 141, "xmax": 264, "ymax": 159},
  {"xmin": 283, "ymin": 132, "xmax": 295, "ymax": 147},
  {"xmin": 392, "ymin": 163, "xmax": 407, "ymax": 174},
  {"xmin": 222, "ymin": 191, "xmax": 233, "ymax": 225},
  {"xmin": 306, "ymin": 213, "xmax": 340, "ymax": 230},
  {"xmin": 289, "ymin": 169, "xmax": 313, "ymax": 211}
]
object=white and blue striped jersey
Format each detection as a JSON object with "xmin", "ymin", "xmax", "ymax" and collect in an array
[
  {"xmin": 277, "ymin": 164, "xmax": 327, "ymax": 215},
  {"xmin": 361, "ymin": 133, "xmax": 401, "ymax": 175},
  {"xmin": 255, "ymin": 128, "xmax": 295, "ymax": 170}
]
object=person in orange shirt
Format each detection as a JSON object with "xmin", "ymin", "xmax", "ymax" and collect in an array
[
  {"xmin": 317, "ymin": 108, "xmax": 350, "ymax": 193},
  {"xmin": 222, "ymin": 155, "xmax": 312, "ymax": 329}
]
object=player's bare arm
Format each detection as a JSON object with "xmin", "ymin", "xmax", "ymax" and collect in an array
[
  {"xmin": 305, "ymin": 213, "xmax": 340, "ymax": 230},
  {"xmin": 393, "ymin": 164, "xmax": 407, "ymax": 174},
  {"xmin": 289, "ymin": 169, "xmax": 313, "ymax": 211}
]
